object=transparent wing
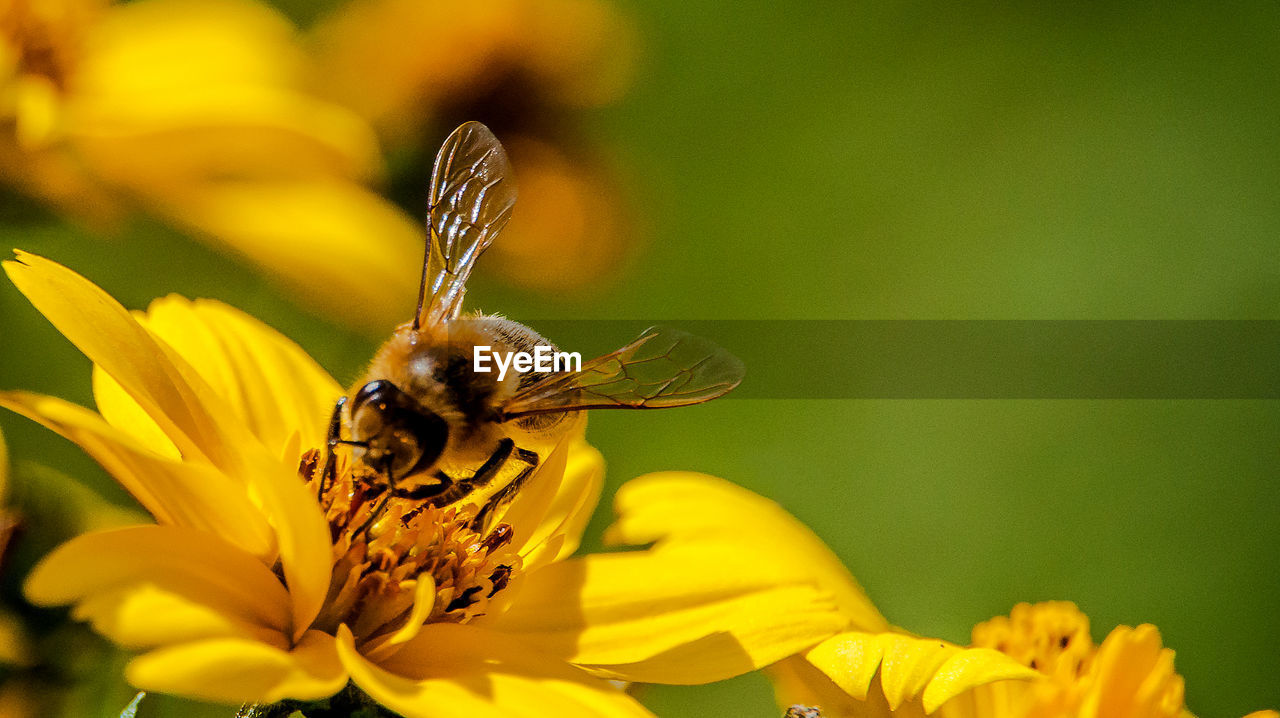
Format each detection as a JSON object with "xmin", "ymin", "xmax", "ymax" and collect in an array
[
  {"xmin": 415, "ymin": 122, "xmax": 517, "ymax": 327},
  {"xmin": 501, "ymin": 327, "xmax": 745, "ymax": 418}
]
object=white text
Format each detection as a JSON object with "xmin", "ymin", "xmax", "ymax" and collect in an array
[{"xmin": 473, "ymin": 345, "xmax": 582, "ymax": 381}]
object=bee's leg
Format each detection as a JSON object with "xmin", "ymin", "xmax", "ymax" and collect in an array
[
  {"xmin": 476, "ymin": 438, "xmax": 518, "ymax": 479},
  {"xmin": 431, "ymin": 438, "xmax": 517, "ymax": 501},
  {"xmin": 394, "ymin": 435, "xmax": 515, "ymax": 508},
  {"xmin": 394, "ymin": 471, "xmax": 454, "ymax": 501},
  {"xmin": 401, "ymin": 468, "xmax": 463, "ymax": 524},
  {"xmin": 352, "ymin": 456, "xmax": 396, "ymax": 541},
  {"xmin": 469, "ymin": 447, "xmax": 540, "ymax": 533},
  {"xmin": 317, "ymin": 396, "xmax": 347, "ymax": 499},
  {"xmin": 396, "ymin": 437, "xmax": 518, "ymax": 524}
]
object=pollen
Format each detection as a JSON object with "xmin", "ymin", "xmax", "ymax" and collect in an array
[
  {"xmin": 971, "ymin": 601, "xmax": 1095, "ymax": 681},
  {"xmin": 297, "ymin": 449, "xmax": 521, "ymax": 645}
]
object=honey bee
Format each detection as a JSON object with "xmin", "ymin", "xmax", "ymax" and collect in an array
[{"xmin": 322, "ymin": 122, "xmax": 744, "ymax": 529}]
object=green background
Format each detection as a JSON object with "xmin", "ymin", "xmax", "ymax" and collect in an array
[{"xmin": 1, "ymin": 2, "xmax": 1277, "ymax": 716}]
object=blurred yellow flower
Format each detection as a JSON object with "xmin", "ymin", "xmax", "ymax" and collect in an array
[
  {"xmin": 0, "ymin": 251, "xmax": 846, "ymax": 716},
  {"xmin": 0, "ymin": 428, "xmax": 38, "ymax": 718},
  {"xmin": 0, "ymin": 429, "xmax": 29, "ymax": 673},
  {"xmin": 0, "ymin": 0, "xmax": 113, "ymax": 217},
  {"xmin": 0, "ymin": 609, "xmax": 39, "ymax": 718},
  {"xmin": 957, "ymin": 602, "xmax": 1189, "ymax": 718},
  {"xmin": 608, "ymin": 474, "xmax": 1278, "ymax": 718},
  {"xmin": 0, "ymin": 425, "xmax": 15, "ymax": 570},
  {"xmin": 0, "ymin": 427, "xmax": 159, "ymax": 718},
  {"xmin": 604, "ymin": 472, "xmax": 1040, "ymax": 713},
  {"xmin": 0, "ymin": 0, "xmax": 425, "ymax": 327},
  {"xmin": 311, "ymin": 0, "xmax": 639, "ymax": 292}
]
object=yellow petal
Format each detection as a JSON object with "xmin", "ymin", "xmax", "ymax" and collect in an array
[
  {"xmin": 769, "ymin": 654, "xmax": 891, "ymax": 718},
  {"xmin": 73, "ymin": 582, "xmax": 289, "ymax": 650},
  {"xmin": 361, "ymin": 576, "xmax": 437, "ymax": 664},
  {"xmin": 924, "ymin": 646, "xmax": 1042, "ymax": 714},
  {"xmin": 881, "ymin": 637, "xmax": 958, "ymax": 710},
  {"xmin": 605, "ymin": 472, "xmax": 889, "ymax": 633},
  {"xmin": 4, "ymin": 251, "xmax": 231, "ymax": 466},
  {"xmin": 491, "ymin": 425, "xmax": 587, "ymax": 567},
  {"xmin": 93, "ymin": 365, "xmax": 180, "ymax": 460},
  {"xmin": 75, "ymin": 0, "xmax": 304, "ymax": 107},
  {"xmin": 12, "ymin": 74, "xmax": 62, "ymax": 150},
  {"xmin": 137, "ymin": 296, "xmax": 342, "ymax": 454},
  {"xmin": 5, "ymin": 252, "xmax": 331, "ymax": 638},
  {"xmin": 496, "ymin": 543, "xmax": 847, "ymax": 684},
  {"xmin": 807, "ymin": 629, "xmax": 884, "ymax": 702},
  {"xmin": 336, "ymin": 623, "xmax": 653, "ymax": 718},
  {"xmin": 233, "ymin": 443, "xmax": 332, "ymax": 643},
  {"xmin": 67, "ymin": 0, "xmax": 379, "ymax": 181},
  {"xmin": 0, "ymin": 391, "xmax": 275, "ymax": 557},
  {"xmin": 517, "ymin": 435, "xmax": 604, "ymax": 570},
  {"xmin": 125, "ymin": 629, "xmax": 345, "ymax": 704},
  {"xmin": 1081, "ymin": 624, "xmax": 1185, "ymax": 718},
  {"xmin": 25, "ymin": 525, "xmax": 291, "ymax": 636},
  {"xmin": 805, "ymin": 632, "xmax": 1039, "ymax": 714},
  {"xmin": 159, "ymin": 178, "xmax": 424, "ymax": 329}
]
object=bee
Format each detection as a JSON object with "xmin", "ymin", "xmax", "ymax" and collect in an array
[{"xmin": 322, "ymin": 122, "xmax": 744, "ymax": 530}]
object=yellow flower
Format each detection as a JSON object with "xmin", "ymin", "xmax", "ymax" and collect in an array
[
  {"xmin": 0, "ymin": 251, "xmax": 847, "ymax": 716},
  {"xmin": 0, "ymin": 0, "xmax": 425, "ymax": 328},
  {"xmin": 606, "ymin": 473, "xmax": 1278, "ymax": 718},
  {"xmin": 311, "ymin": 0, "xmax": 639, "ymax": 293}
]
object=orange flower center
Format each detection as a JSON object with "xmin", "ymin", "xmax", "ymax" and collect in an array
[
  {"xmin": 971, "ymin": 601, "xmax": 1095, "ymax": 682},
  {"xmin": 297, "ymin": 450, "xmax": 521, "ymax": 645},
  {"xmin": 0, "ymin": 1, "xmax": 95, "ymax": 92},
  {"xmin": 971, "ymin": 602, "xmax": 1191, "ymax": 718}
]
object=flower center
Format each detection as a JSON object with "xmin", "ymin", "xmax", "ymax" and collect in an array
[
  {"xmin": 297, "ymin": 449, "xmax": 521, "ymax": 645},
  {"xmin": 972, "ymin": 602, "xmax": 1191, "ymax": 718},
  {"xmin": 0, "ymin": 1, "xmax": 92, "ymax": 93},
  {"xmin": 970, "ymin": 601, "xmax": 1095, "ymax": 681}
]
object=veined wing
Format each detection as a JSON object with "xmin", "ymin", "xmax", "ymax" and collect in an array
[
  {"xmin": 415, "ymin": 122, "xmax": 517, "ymax": 327},
  {"xmin": 501, "ymin": 326, "xmax": 745, "ymax": 417}
]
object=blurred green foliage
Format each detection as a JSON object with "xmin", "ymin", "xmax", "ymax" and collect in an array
[{"xmin": 0, "ymin": 1, "xmax": 1277, "ymax": 717}]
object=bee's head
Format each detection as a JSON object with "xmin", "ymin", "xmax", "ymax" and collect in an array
[{"xmin": 348, "ymin": 379, "xmax": 449, "ymax": 479}]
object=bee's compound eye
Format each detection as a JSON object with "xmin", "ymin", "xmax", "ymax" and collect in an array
[
  {"xmin": 349, "ymin": 380, "xmax": 395, "ymax": 444},
  {"xmin": 347, "ymin": 380, "xmax": 449, "ymax": 479},
  {"xmin": 349, "ymin": 403, "xmax": 384, "ymax": 445},
  {"xmin": 354, "ymin": 379, "xmax": 396, "ymax": 410},
  {"xmin": 390, "ymin": 410, "xmax": 449, "ymax": 478}
]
